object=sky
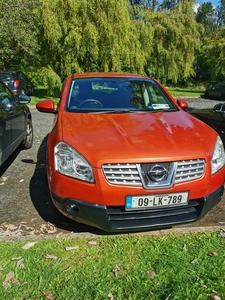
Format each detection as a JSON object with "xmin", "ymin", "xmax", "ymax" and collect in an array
[{"xmin": 197, "ymin": 0, "xmax": 219, "ymax": 7}]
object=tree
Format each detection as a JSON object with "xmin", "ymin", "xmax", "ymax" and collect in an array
[
  {"xmin": 217, "ymin": 0, "xmax": 225, "ymax": 25},
  {"xmin": 195, "ymin": 2, "xmax": 217, "ymax": 36},
  {"xmin": 144, "ymin": 1, "xmax": 201, "ymax": 83},
  {"xmin": 202, "ymin": 26, "xmax": 225, "ymax": 80},
  {"xmin": 0, "ymin": 0, "xmax": 39, "ymax": 71}
]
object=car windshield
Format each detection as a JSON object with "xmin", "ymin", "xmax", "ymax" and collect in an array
[
  {"xmin": 0, "ymin": 73, "xmax": 16, "ymax": 81},
  {"xmin": 66, "ymin": 77, "xmax": 177, "ymax": 113}
]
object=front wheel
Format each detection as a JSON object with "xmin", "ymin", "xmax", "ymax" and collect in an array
[{"xmin": 21, "ymin": 119, "xmax": 33, "ymax": 149}]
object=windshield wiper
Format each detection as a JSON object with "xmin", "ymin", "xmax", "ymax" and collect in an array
[{"xmin": 89, "ymin": 109, "xmax": 136, "ymax": 114}]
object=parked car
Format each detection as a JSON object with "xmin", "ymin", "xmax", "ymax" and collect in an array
[
  {"xmin": 190, "ymin": 103, "xmax": 225, "ymax": 147},
  {"xmin": 204, "ymin": 82, "xmax": 225, "ymax": 100},
  {"xmin": 0, "ymin": 80, "xmax": 33, "ymax": 167},
  {"xmin": 0, "ymin": 71, "xmax": 34, "ymax": 96},
  {"xmin": 36, "ymin": 72, "xmax": 225, "ymax": 233}
]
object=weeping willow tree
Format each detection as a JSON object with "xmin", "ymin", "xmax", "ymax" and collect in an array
[
  {"xmin": 202, "ymin": 26, "xmax": 225, "ymax": 80},
  {"xmin": 143, "ymin": 1, "xmax": 202, "ymax": 83},
  {"xmin": 35, "ymin": 0, "xmax": 202, "ymax": 89},
  {"xmin": 0, "ymin": 0, "xmax": 39, "ymax": 71},
  {"xmin": 37, "ymin": 0, "xmax": 149, "ymax": 76}
]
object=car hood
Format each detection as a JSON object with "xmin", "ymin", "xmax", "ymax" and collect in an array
[{"xmin": 60, "ymin": 111, "xmax": 216, "ymax": 166}]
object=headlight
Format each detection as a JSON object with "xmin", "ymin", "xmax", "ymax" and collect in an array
[
  {"xmin": 211, "ymin": 136, "xmax": 225, "ymax": 174},
  {"xmin": 54, "ymin": 142, "xmax": 94, "ymax": 183}
]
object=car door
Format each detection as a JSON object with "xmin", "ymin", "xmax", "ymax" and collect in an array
[
  {"xmin": 199, "ymin": 104, "xmax": 225, "ymax": 145},
  {"xmin": 0, "ymin": 82, "xmax": 26, "ymax": 155},
  {"xmin": 0, "ymin": 82, "xmax": 13, "ymax": 166},
  {"xmin": 210, "ymin": 83, "xmax": 223, "ymax": 98}
]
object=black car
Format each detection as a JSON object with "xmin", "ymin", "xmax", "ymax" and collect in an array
[
  {"xmin": 0, "ymin": 80, "xmax": 33, "ymax": 167},
  {"xmin": 0, "ymin": 71, "xmax": 34, "ymax": 96},
  {"xmin": 190, "ymin": 103, "xmax": 225, "ymax": 146},
  {"xmin": 204, "ymin": 82, "xmax": 225, "ymax": 101}
]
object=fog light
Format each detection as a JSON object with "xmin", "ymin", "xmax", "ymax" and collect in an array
[{"xmin": 66, "ymin": 203, "xmax": 79, "ymax": 215}]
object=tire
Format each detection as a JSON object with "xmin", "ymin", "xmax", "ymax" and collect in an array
[
  {"xmin": 49, "ymin": 198, "xmax": 63, "ymax": 220},
  {"xmin": 21, "ymin": 119, "xmax": 33, "ymax": 149}
]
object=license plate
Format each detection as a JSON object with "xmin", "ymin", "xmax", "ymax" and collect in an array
[{"xmin": 125, "ymin": 192, "xmax": 189, "ymax": 210}]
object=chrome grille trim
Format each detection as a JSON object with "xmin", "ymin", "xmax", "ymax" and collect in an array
[
  {"xmin": 175, "ymin": 159, "xmax": 205, "ymax": 183},
  {"xmin": 102, "ymin": 164, "xmax": 142, "ymax": 186},
  {"xmin": 102, "ymin": 159, "xmax": 205, "ymax": 187}
]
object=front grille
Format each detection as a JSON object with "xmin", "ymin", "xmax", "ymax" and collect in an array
[
  {"xmin": 102, "ymin": 159, "xmax": 205, "ymax": 187},
  {"xmin": 175, "ymin": 159, "xmax": 205, "ymax": 183},
  {"xmin": 102, "ymin": 163, "xmax": 142, "ymax": 186}
]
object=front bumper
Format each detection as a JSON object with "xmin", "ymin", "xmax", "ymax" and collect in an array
[{"xmin": 50, "ymin": 186, "xmax": 224, "ymax": 233}]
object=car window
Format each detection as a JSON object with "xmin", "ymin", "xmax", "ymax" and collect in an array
[
  {"xmin": 0, "ymin": 82, "xmax": 14, "ymax": 105},
  {"xmin": 67, "ymin": 78, "xmax": 176, "ymax": 112},
  {"xmin": 0, "ymin": 73, "xmax": 14, "ymax": 81}
]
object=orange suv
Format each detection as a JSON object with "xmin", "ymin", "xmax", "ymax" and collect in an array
[{"xmin": 36, "ymin": 73, "xmax": 225, "ymax": 232}]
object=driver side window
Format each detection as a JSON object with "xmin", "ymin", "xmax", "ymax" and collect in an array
[{"xmin": 0, "ymin": 82, "xmax": 14, "ymax": 106}]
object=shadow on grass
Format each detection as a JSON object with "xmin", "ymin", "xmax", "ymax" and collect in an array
[{"xmin": 29, "ymin": 134, "xmax": 107, "ymax": 235}]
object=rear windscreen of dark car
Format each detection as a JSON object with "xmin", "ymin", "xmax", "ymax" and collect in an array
[{"xmin": 0, "ymin": 73, "xmax": 16, "ymax": 81}]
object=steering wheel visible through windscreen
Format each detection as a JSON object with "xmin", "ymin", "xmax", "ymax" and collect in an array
[{"xmin": 78, "ymin": 99, "xmax": 103, "ymax": 108}]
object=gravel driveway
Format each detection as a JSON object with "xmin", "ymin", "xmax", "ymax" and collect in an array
[{"xmin": 0, "ymin": 97, "xmax": 225, "ymax": 240}]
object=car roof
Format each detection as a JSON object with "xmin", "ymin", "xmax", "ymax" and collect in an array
[
  {"xmin": 70, "ymin": 72, "xmax": 152, "ymax": 80},
  {"xmin": 0, "ymin": 70, "xmax": 20, "ymax": 74}
]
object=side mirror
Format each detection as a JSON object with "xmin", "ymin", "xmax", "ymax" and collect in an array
[
  {"xmin": 176, "ymin": 99, "xmax": 188, "ymax": 110},
  {"xmin": 36, "ymin": 100, "xmax": 57, "ymax": 114},
  {"xmin": 19, "ymin": 94, "xmax": 31, "ymax": 104},
  {"xmin": 213, "ymin": 103, "xmax": 225, "ymax": 113}
]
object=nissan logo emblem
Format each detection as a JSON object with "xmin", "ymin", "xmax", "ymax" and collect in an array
[{"xmin": 148, "ymin": 164, "xmax": 168, "ymax": 182}]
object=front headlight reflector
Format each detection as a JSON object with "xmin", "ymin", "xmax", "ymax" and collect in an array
[
  {"xmin": 54, "ymin": 142, "xmax": 94, "ymax": 182},
  {"xmin": 211, "ymin": 136, "xmax": 225, "ymax": 174}
]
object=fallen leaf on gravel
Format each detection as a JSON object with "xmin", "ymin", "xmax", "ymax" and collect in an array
[
  {"xmin": 22, "ymin": 242, "xmax": 37, "ymax": 250},
  {"xmin": 7, "ymin": 224, "xmax": 18, "ymax": 231},
  {"xmin": 19, "ymin": 179, "xmax": 24, "ymax": 183},
  {"xmin": 0, "ymin": 182, "xmax": 4, "ymax": 185},
  {"xmin": 43, "ymin": 254, "xmax": 57, "ymax": 260},
  {"xmin": 147, "ymin": 270, "xmax": 156, "ymax": 277},
  {"xmin": 87, "ymin": 240, "xmax": 98, "ymax": 246},
  {"xmin": 208, "ymin": 252, "xmax": 218, "ymax": 257},
  {"xmin": 191, "ymin": 258, "xmax": 198, "ymax": 264},
  {"xmin": 44, "ymin": 291, "xmax": 54, "ymax": 299},
  {"xmin": 108, "ymin": 292, "xmax": 114, "ymax": 300},
  {"xmin": 65, "ymin": 246, "xmax": 79, "ymax": 251},
  {"xmin": 112, "ymin": 264, "xmax": 120, "ymax": 277},
  {"xmin": 40, "ymin": 223, "xmax": 57, "ymax": 234}
]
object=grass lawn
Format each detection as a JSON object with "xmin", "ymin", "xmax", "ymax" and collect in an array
[{"xmin": 0, "ymin": 231, "xmax": 225, "ymax": 299}]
